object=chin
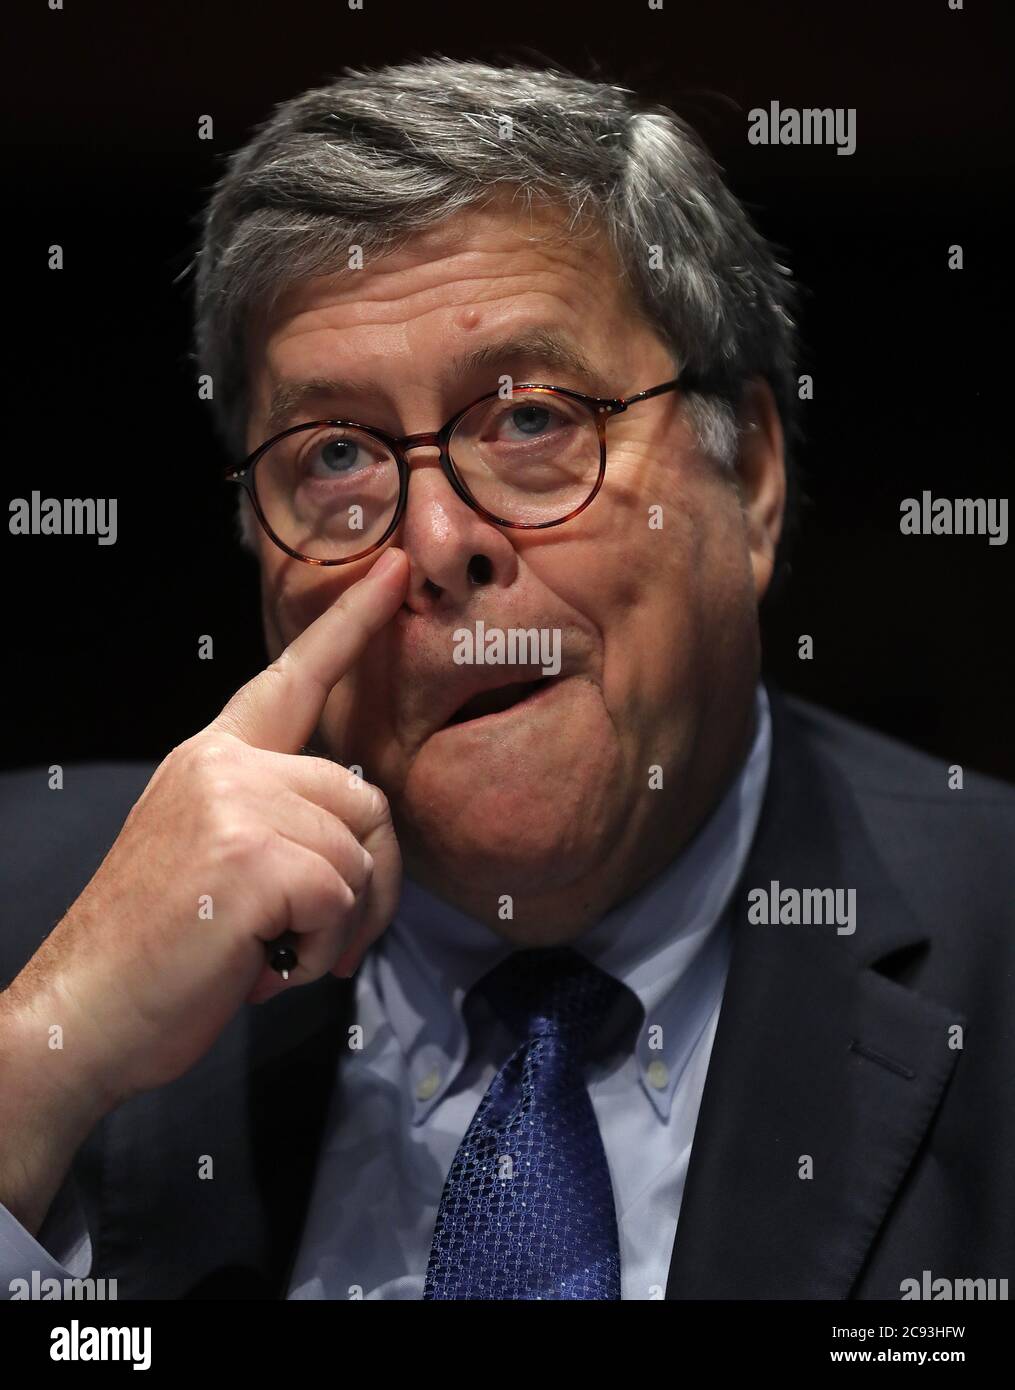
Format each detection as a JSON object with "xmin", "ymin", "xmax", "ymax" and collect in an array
[{"xmin": 398, "ymin": 770, "xmax": 615, "ymax": 901}]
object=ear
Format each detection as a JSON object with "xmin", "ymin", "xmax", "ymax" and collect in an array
[{"xmin": 734, "ymin": 377, "xmax": 786, "ymax": 602}]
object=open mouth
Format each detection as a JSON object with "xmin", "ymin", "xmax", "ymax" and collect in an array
[{"xmin": 445, "ymin": 676, "xmax": 555, "ymax": 727}]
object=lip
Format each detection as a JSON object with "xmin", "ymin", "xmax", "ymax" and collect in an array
[
  {"xmin": 433, "ymin": 674, "xmax": 566, "ymax": 734},
  {"xmin": 428, "ymin": 663, "xmax": 567, "ymax": 734}
]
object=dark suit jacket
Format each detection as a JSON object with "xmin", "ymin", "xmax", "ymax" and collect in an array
[{"xmin": 2, "ymin": 687, "xmax": 1013, "ymax": 1298}]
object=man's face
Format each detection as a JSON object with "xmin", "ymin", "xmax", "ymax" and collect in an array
[{"xmin": 245, "ymin": 199, "xmax": 784, "ymax": 940}]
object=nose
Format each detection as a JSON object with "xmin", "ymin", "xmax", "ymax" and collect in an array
[
  {"xmin": 390, "ymin": 434, "xmax": 475, "ymax": 521},
  {"xmin": 389, "ymin": 438, "xmax": 510, "ymax": 607}
]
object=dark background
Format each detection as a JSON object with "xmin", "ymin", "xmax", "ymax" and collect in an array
[{"xmin": 5, "ymin": 0, "xmax": 1013, "ymax": 778}]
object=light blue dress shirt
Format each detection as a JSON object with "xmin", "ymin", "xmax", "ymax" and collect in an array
[{"xmin": 2, "ymin": 685, "xmax": 771, "ymax": 1300}]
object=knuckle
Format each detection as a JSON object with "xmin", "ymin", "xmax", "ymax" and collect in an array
[
  {"xmin": 337, "ymin": 874, "xmax": 358, "ymax": 912},
  {"xmin": 207, "ymin": 776, "xmax": 241, "ymax": 803},
  {"xmin": 364, "ymin": 784, "xmax": 391, "ymax": 823},
  {"xmin": 262, "ymin": 653, "xmax": 295, "ymax": 686},
  {"xmin": 214, "ymin": 819, "xmax": 272, "ymax": 865},
  {"xmin": 317, "ymin": 872, "xmax": 356, "ymax": 919},
  {"xmin": 181, "ymin": 736, "xmax": 236, "ymax": 773}
]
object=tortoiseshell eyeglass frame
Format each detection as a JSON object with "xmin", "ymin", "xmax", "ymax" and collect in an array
[{"xmin": 224, "ymin": 372, "xmax": 697, "ymax": 566}]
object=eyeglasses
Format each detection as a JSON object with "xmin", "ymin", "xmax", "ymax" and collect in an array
[{"xmin": 225, "ymin": 372, "xmax": 695, "ymax": 565}]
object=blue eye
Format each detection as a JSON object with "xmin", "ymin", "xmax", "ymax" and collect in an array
[
  {"xmin": 309, "ymin": 437, "xmax": 362, "ymax": 477},
  {"xmin": 507, "ymin": 405, "xmax": 552, "ymax": 437}
]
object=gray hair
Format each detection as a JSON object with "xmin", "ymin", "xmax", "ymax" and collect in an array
[{"xmin": 191, "ymin": 57, "xmax": 800, "ymax": 549}]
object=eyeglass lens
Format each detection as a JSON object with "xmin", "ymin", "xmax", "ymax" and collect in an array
[{"xmin": 252, "ymin": 389, "xmax": 601, "ymax": 561}]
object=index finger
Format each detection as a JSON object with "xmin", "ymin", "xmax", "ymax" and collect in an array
[{"xmin": 209, "ymin": 547, "xmax": 408, "ymax": 753}]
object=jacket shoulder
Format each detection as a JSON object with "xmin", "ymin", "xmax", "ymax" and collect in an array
[
  {"xmin": 0, "ymin": 760, "xmax": 156, "ymax": 983},
  {"xmin": 778, "ymin": 691, "xmax": 1015, "ymax": 808},
  {"xmin": 772, "ymin": 692, "xmax": 1015, "ymax": 947}
]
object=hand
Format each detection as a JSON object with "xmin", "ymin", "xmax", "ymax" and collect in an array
[{"xmin": 2, "ymin": 547, "xmax": 409, "ymax": 1116}]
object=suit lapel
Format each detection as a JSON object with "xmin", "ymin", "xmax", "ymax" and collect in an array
[
  {"xmin": 666, "ymin": 689, "xmax": 963, "ymax": 1298},
  {"xmin": 247, "ymin": 973, "xmax": 356, "ymax": 1298},
  {"xmin": 86, "ymin": 972, "xmax": 354, "ymax": 1298}
]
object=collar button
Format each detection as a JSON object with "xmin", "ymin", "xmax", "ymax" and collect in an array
[
  {"xmin": 416, "ymin": 1068, "xmax": 441, "ymax": 1102},
  {"xmin": 646, "ymin": 1059, "xmax": 669, "ymax": 1091}
]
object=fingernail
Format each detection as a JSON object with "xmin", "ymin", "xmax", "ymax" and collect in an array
[{"xmin": 372, "ymin": 548, "xmax": 402, "ymax": 578}]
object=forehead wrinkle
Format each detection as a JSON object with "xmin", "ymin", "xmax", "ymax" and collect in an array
[
  {"xmin": 247, "ymin": 200, "xmax": 637, "ymax": 437},
  {"xmin": 268, "ymin": 224, "xmax": 588, "ymax": 320},
  {"xmin": 256, "ymin": 233, "xmax": 635, "ymax": 438},
  {"xmin": 263, "ymin": 326, "xmax": 617, "ymax": 436}
]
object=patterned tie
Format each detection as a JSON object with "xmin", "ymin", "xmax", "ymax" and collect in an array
[{"xmin": 423, "ymin": 946, "xmax": 625, "ymax": 1300}]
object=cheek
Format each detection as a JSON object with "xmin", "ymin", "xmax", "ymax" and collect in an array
[
  {"xmin": 553, "ymin": 462, "xmax": 752, "ymax": 736},
  {"xmin": 315, "ymin": 659, "xmax": 400, "ymax": 788},
  {"xmin": 260, "ymin": 558, "xmax": 349, "ymax": 654}
]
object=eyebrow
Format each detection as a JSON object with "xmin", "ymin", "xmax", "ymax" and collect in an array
[{"xmin": 261, "ymin": 329, "xmax": 614, "ymax": 437}]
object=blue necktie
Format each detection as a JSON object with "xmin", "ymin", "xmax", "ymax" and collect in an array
[{"xmin": 423, "ymin": 946, "xmax": 625, "ymax": 1300}]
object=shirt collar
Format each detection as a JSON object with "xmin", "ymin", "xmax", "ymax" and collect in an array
[
  {"xmin": 574, "ymin": 683, "xmax": 771, "ymax": 1116},
  {"xmin": 372, "ymin": 877, "xmax": 511, "ymax": 1123},
  {"xmin": 373, "ymin": 683, "xmax": 771, "ymax": 1124}
]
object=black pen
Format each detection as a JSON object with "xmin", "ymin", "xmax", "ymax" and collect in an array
[{"xmin": 266, "ymin": 932, "xmax": 299, "ymax": 981}]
